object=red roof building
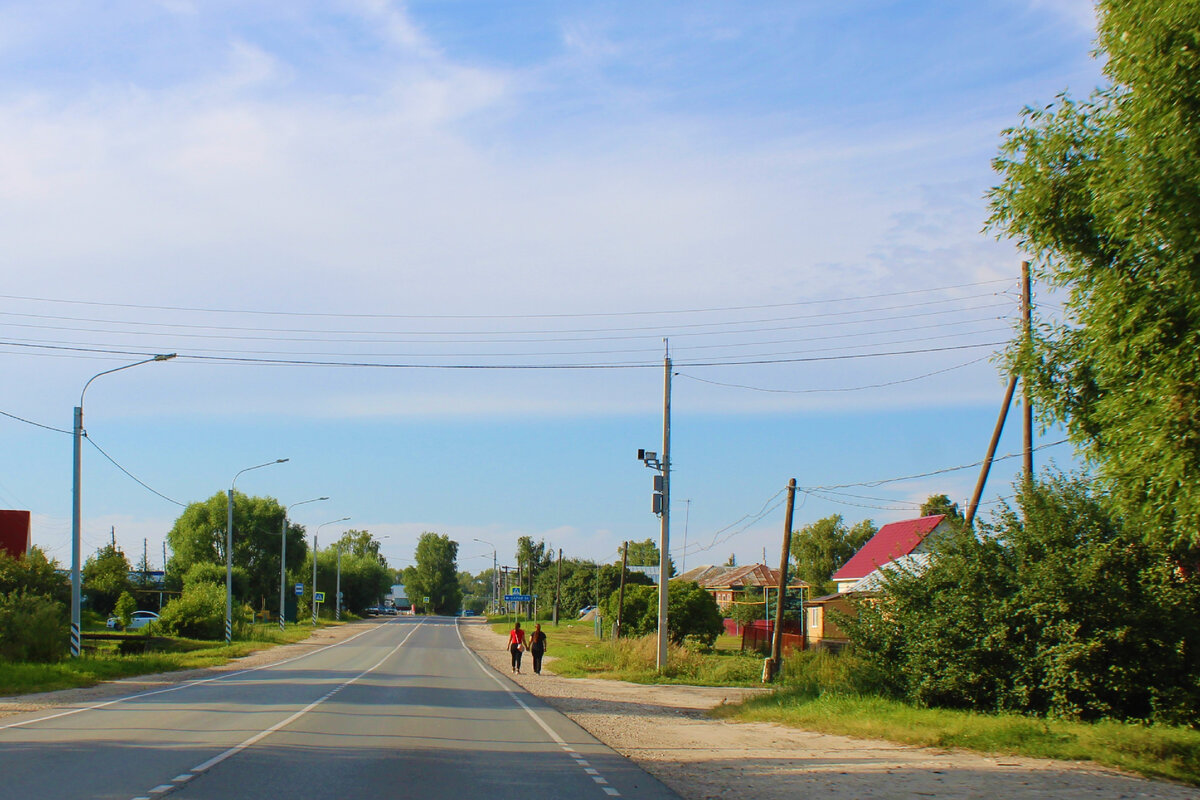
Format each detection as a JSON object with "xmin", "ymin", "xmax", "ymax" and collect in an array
[{"xmin": 831, "ymin": 514, "xmax": 949, "ymax": 593}]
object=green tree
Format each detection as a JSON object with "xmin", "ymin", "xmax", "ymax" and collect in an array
[
  {"xmin": 624, "ymin": 538, "xmax": 675, "ymax": 576},
  {"xmin": 988, "ymin": 0, "xmax": 1200, "ymax": 550},
  {"xmin": 114, "ymin": 591, "xmax": 137, "ymax": 629},
  {"xmin": 336, "ymin": 529, "xmax": 383, "ymax": 560},
  {"xmin": 920, "ymin": 494, "xmax": 964, "ymax": 522},
  {"xmin": 166, "ymin": 491, "xmax": 308, "ymax": 613},
  {"xmin": 0, "ymin": 547, "xmax": 68, "ymax": 604},
  {"xmin": 843, "ymin": 474, "xmax": 1200, "ymax": 723},
  {"xmin": 789, "ymin": 515, "xmax": 876, "ymax": 595},
  {"xmin": 601, "ymin": 581, "xmax": 724, "ymax": 647},
  {"xmin": 409, "ymin": 533, "xmax": 461, "ymax": 615},
  {"xmin": 82, "ymin": 544, "xmax": 132, "ymax": 615}
]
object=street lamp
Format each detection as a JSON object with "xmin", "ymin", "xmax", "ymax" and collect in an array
[
  {"xmin": 280, "ymin": 496, "xmax": 328, "ymax": 631},
  {"xmin": 473, "ymin": 538, "xmax": 497, "ymax": 615},
  {"xmin": 71, "ymin": 353, "xmax": 176, "ymax": 658},
  {"xmin": 226, "ymin": 459, "xmax": 288, "ymax": 644},
  {"xmin": 313, "ymin": 517, "xmax": 350, "ymax": 624}
]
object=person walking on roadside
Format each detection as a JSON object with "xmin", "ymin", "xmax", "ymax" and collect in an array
[
  {"xmin": 508, "ymin": 620, "xmax": 526, "ymax": 674},
  {"xmin": 529, "ymin": 623, "xmax": 547, "ymax": 675}
]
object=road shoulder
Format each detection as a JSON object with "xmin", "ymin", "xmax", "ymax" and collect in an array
[{"xmin": 456, "ymin": 618, "xmax": 1198, "ymax": 800}]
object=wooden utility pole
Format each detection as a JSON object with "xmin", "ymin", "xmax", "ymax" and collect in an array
[
  {"xmin": 965, "ymin": 376, "xmax": 1017, "ymax": 527},
  {"xmin": 554, "ymin": 548, "xmax": 563, "ymax": 626},
  {"xmin": 615, "ymin": 542, "xmax": 629, "ymax": 639},
  {"xmin": 1021, "ymin": 261, "xmax": 1034, "ymax": 488},
  {"xmin": 767, "ymin": 479, "xmax": 798, "ymax": 680}
]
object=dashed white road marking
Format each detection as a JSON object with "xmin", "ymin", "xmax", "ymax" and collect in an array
[
  {"xmin": 125, "ymin": 619, "xmax": 423, "ymax": 800},
  {"xmin": 456, "ymin": 618, "xmax": 622, "ymax": 798}
]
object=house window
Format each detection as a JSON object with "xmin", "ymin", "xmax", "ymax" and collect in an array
[{"xmin": 808, "ymin": 607, "xmax": 821, "ymax": 629}]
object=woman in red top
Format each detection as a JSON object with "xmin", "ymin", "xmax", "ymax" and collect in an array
[{"xmin": 508, "ymin": 621, "xmax": 526, "ymax": 674}]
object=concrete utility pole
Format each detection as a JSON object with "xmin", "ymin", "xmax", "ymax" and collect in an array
[
  {"xmin": 335, "ymin": 546, "xmax": 342, "ymax": 621},
  {"xmin": 768, "ymin": 479, "xmax": 798, "ymax": 679},
  {"xmin": 1022, "ymin": 261, "xmax": 1034, "ymax": 488},
  {"xmin": 657, "ymin": 344, "xmax": 672, "ymax": 670},
  {"xmin": 615, "ymin": 542, "xmax": 628, "ymax": 640}
]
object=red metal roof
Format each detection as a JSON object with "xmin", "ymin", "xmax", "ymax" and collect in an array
[{"xmin": 831, "ymin": 514, "xmax": 946, "ymax": 582}]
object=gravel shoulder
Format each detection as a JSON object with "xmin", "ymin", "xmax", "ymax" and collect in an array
[{"xmin": 458, "ymin": 619, "xmax": 1200, "ymax": 800}]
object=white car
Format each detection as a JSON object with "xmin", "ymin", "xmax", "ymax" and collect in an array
[{"xmin": 106, "ymin": 610, "xmax": 159, "ymax": 630}]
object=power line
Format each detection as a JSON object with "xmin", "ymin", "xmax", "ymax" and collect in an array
[
  {"xmin": 0, "ymin": 278, "xmax": 1014, "ymax": 321},
  {"xmin": 0, "ymin": 408, "xmax": 71, "ymax": 434},
  {"xmin": 84, "ymin": 437, "xmax": 187, "ymax": 507},
  {"xmin": 676, "ymin": 355, "xmax": 992, "ymax": 394}
]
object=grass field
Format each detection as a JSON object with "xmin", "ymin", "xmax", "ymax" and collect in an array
[
  {"xmin": 489, "ymin": 619, "xmax": 766, "ymax": 686},
  {"xmin": 719, "ymin": 689, "xmax": 1200, "ymax": 786},
  {"xmin": 0, "ymin": 622, "xmax": 330, "ymax": 697}
]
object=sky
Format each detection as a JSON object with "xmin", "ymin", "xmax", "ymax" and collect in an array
[{"xmin": 0, "ymin": 0, "xmax": 1104, "ymax": 577}]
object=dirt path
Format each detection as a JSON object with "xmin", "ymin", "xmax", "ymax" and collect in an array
[{"xmin": 457, "ymin": 619, "xmax": 1199, "ymax": 800}]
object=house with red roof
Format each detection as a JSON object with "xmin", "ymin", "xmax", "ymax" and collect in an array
[{"xmin": 831, "ymin": 514, "xmax": 951, "ymax": 594}]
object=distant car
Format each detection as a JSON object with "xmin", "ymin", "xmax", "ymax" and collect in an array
[
  {"xmin": 462, "ymin": 609, "xmax": 477, "ymax": 617},
  {"xmin": 106, "ymin": 610, "xmax": 159, "ymax": 630},
  {"xmin": 578, "ymin": 605, "xmax": 597, "ymax": 619}
]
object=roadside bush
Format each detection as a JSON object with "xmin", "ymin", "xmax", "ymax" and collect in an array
[
  {"xmin": 157, "ymin": 582, "xmax": 247, "ymax": 640},
  {"xmin": 183, "ymin": 562, "xmax": 249, "ymax": 597},
  {"xmin": 113, "ymin": 592, "xmax": 137, "ymax": 629},
  {"xmin": 0, "ymin": 591, "xmax": 67, "ymax": 662},
  {"xmin": 0, "ymin": 547, "xmax": 69, "ymax": 603},
  {"xmin": 842, "ymin": 474, "xmax": 1200, "ymax": 723},
  {"xmin": 602, "ymin": 581, "xmax": 724, "ymax": 647}
]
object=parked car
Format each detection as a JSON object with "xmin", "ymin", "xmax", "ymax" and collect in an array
[
  {"xmin": 106, "ymin": 610, "xmax": 159, "ymax": 630},
  {"xmin": 577, "ymin": 605, "xmax": 597, "ymax": 619}
]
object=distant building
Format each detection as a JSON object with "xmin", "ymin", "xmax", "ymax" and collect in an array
[
  {"xmin": 831, "ymin": 514, "xmax": 951, "ymax": 594},
  {"xmin": 387, "ymin": 583, "xmax": 410, "ymax": 609},
  {"xmin": 0, "ymin": 510, "xmax": 30, "ymax": 558},
  {"xmin": 625, "ymin": 565, "xmax": 660, "ymax": 582},
  {"xmin": 673, "ymin": 563, "xmax": 807, "ymax": 612}
]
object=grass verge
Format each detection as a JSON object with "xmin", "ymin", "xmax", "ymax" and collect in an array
[
  {"xmin": 0, "ymin": 623, "xmax": 328, "ymax": 697},
  {"xmin": 718, "ymin": 682, "xmax": 1200, "ymax": 786},
  {"xmin": 488, "ymin": 619, "xmax": 765, "ymax": 686}
]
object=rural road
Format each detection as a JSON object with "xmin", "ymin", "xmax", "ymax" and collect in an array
[{"xmin": 0, "ymin": 617, "xmax": 679, "ymax": 800}]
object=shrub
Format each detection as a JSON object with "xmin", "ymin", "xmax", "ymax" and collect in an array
[
  {"xmin": 158, "ymin": 582, "xmax": 247, "ymax": 640},
  {"xmin": 114, "ymin": 592, "xmax": 137, "ymax": 629},
  {"xmin": 601, "ymin": 581, "xmax": 724, "ymax": 647},
  {"xmin": 0, "ymin": 591, "xmax": 67, "ymax": 662}
]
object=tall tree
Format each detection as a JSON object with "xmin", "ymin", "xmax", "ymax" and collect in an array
[
  {"xmin": 920, "ymin": 494, "xmax": 964, "ymax": 522},
  {"xmin": 624, "ymin": 538, "xmax": 675, "ymax": 576},
  {"xmin": 409, "ymin": 532, "xmax": 461, "ymax": 615},
  {"xmin": 989, "ymin": 0, "xmax": 1200, "ymax": 551},
  {"xmin": 789, "ymin": 515, "xmax": 876, "ymax": 595},
  {"xmin": 82, "ymin": 543, "xmax": 132, "ymax": 615},
  {"xmin": 166, "ymin": 491, "xmax": 307, "ymax": 612}
]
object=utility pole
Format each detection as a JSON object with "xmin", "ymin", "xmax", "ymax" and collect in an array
[
  {"xmin": 768, "ymin": 479, "xmax": 798, "ymax": 680},
  {"xmin": 554, "ymin": 548, "xmax": 562, "ymax": 626},
  {"xmin": 681, "ymin": 499, "xmax": 691, "ymax": 574},
  {"xmin": 616, "ymin": 541, "xmax": 628, "ymax": 640},
  {"xmin": 335, "ymin": 545, "xmax": 342, "ymax": 621},
  {"xmin": 657, "ymin": 343, "xmax": 671, "ymax": 670},
  {"xmin": 312, "ymin": 534, "xmax": 318, "ymax": 625},
  {"xmin": 965, "ymin": 376, "xmax": 1017, "ymax": 527},
  {"xmin": 1022, "ymin": 260, "xmax": 1034, "ymax": 488},
  {"xmin": 111, "ymin": 525, "xmax": 116, "ymax": 548}
]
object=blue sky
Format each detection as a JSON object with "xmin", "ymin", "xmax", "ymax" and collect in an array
[{"xmin": 0, "ymin": 0, "xmax": 1100, "ymax": 574}]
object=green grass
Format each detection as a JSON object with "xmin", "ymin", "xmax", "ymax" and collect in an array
[
  {"xmin": 488, "ymin": 619, "xmax": 765, "ymax": 686},
  {"xmin": 716, "ymin": 683, "xmax": 1200, "ymax": 786},
  {"xmin": 0, "ymin": 622, "xmax": 330, "ymax": 697}
]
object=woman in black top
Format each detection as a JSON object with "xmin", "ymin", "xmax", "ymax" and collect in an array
[{"xmin": 528, "ymin": 623, "xmax": 547, "ymax": 675}]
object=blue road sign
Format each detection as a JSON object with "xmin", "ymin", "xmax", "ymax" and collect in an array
[
  {"xmin": 294, "ymin": 583, "xmax": 304, "ymax": 595},
  {"xmin": 314, "ymin": 591, "xmax": 326, "ymax": 603},
  {"xmin": 504, "ymin": 594, "xmax": 533, "ymax": 602}
]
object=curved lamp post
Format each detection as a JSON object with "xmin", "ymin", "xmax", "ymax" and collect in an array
[
  {"xmin": 280, "ymin": 496, "xmax": 328, "ymax": 631},
  {"xmin": 226, "ymin": 458, "xmax": 288, "ymax": 643},
  {"xmin": 313, "ymin": 517, "xmax": 350, "ymax": 624},
  {"xmin": 71, "ymin": 353, "xmax": 176, "ymax": 657}
]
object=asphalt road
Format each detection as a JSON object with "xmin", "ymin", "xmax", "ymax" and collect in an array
[{"xmin": 0, "ymin": 617, "xmax": 680, "ymax": 800}]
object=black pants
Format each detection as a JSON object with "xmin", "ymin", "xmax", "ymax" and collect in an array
[
  {"xmin": 531, "ymin": 648, "xmax": 544, "ymax": 674},
  {"xmin": 510, "ymin": 644, "xmax": 523, "ymax": 671}
]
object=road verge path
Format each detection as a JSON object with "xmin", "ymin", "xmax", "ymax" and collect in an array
[{"xmin": 457, "ymin": 619, "xmax": 1198, "ymax": 800}]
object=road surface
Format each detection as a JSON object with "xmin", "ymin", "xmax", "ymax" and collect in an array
[{"xmin": 0, "ymin": 617, "xmax": 679, "ymax": 800}]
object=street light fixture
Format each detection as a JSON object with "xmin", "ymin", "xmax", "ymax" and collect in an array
[
  {"xmin": 473, "ymin": 538, "xmax": 497, "ymax": 614},
  {"xmin": 280, "ymin": 496, "xmax": 328, "ymax": 631},
  {"xmin": 226, "ymin": 458, "xmax": 288, "ymax": 644},
  {"xmin": 71, "ymin": 353, "xmax": 176, "ymax": 658},
  {"xmin": 313, "ymin": 517, "xmax": 350, "ymax": 624}
]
